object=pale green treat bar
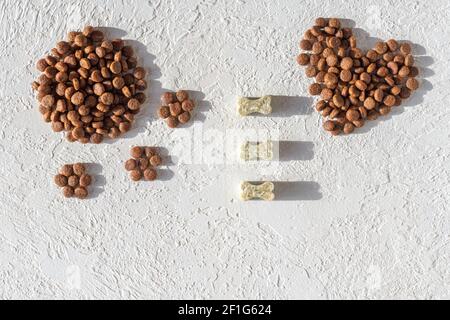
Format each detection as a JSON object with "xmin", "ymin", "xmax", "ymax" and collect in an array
[
  {"xmin": 240, "ymin": 141, "xmax": 274, "ymax": 161},
  {"xmin": 240, "ymin": 181, "xmax": 275, "ymax": 201},
  {"xmin": 237, "ymin": 95, "xmax": 272, "ymax": 116}
]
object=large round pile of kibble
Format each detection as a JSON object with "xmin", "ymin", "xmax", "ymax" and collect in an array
[
  {"xmin": 296, "ymin": 18, "xmax": 419, "ymax": 135},
  {"xmin": 32, "ymin": 26, "xmax": 147, "ymax": 143}
]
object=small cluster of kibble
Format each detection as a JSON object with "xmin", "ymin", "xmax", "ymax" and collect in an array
[
  {"xmin": 296, "ymin": 18, "xmax": 420, "ymax": 135},
  {"xmin": 125, "ymin": 146, "xmax": 163, "ymax": 181},
  {"xmin": 54, "ymin": 163, "xmax": 92, "ymax": 199},
  {"xmin": 158, "ymin": 90, "xmax": 195, "ymax": 128},
  {"xmin": 32, "ymin": 26, "xmax": 147, "ymax": 144}
]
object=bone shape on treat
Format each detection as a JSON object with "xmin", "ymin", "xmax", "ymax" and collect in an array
[
  {"xmin": 238, "ymin": 95, "xmax": 272, "ymax": 116},
  {"xmin": 240, "ymin": 141, "xmax": 273, "ymax": 161},
  {"xmin": 240, "ymin": 181, "xmax": 275, "ymax": 201}
]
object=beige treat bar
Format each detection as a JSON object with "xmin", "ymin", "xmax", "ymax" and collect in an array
[
  {"xmin": 238, "ymin": 96, "xmax": 272, "ymax": 116},
  {"xmin": 240, "ymin": 181, "xmax": 275, "ymax": 201},
  {"xmin": 240, "ymin": 141, "xmax": 273, "ymax": 161}
]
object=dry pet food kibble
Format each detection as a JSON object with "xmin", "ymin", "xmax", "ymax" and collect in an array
[
  {"xmin": 54, "ymin": 163, "xmax": 92, "ymax": 199},
  {"xmin": 32, "ymin": 26, "xmax": 148, "ymax": 143},
  {"xmin": 124, "ymin": 146, "xmax": 162, "ymax": 181},
  {"xmin": 297, "ymin": 18, "xmax": 420, "ymax": 135},
  {"xmin": 158, "ymin": 90, "xmax": 195, "ymax": 128}
]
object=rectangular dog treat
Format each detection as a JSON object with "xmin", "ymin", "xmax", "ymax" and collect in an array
[
  {"xmin": 240, "ymin": 181, "xmax": 275, "ymax": 201},
  {"xmin": 240, "ymin": 141, "xmax": 273, "ymax": 161},
  {"xmin": 237, "ymin": 96, "xmax": 272, "ymax": 116}
]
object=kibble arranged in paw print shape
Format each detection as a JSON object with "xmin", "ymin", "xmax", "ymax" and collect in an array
[
  {"xmin": 124, "ymin": 146, "xmax": 163, "ymax": 181},
  {"xmin": 32, "ymin": 26, "xmax": 147, "ymax": 144},
  {"xmin": 296, "ymin": 17, "xmax": 420, "ymax": 135},
  {"xmin": 54, "ymin": 163, "xmax": 92, "ymax": 199},
  {"xmin": 158, "ymin": 90, "xmax": 195, "ymax": 128}
]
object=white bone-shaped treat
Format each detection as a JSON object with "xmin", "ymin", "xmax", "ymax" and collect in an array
[
  {"xmin": 240, "ymin": 141, "xmax": 273, "ymax": 161},
  {"xmin": 240, "ymin": 181, "xmax": 275, "ymax": 201},
  {"xmin": 238, "ymin": 96, "xmax": 272, "ymax": 116}
]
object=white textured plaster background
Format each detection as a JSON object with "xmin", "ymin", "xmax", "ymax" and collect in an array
[{"xmin": 0, "ymin": 0, "xmax": 449, "ymax": 300}]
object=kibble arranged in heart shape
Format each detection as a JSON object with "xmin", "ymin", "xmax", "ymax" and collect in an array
[
  {"xmin": 32, "ymin": 26, "xmax": 147, "ymax": 144},
  {"xmin": 158, "ymin": 90, "xmax": 196, "ymax": 128},
  {"xmin": 54, "ymin": 163, "xmax": 92, "ymax": 199},
  {"xmin": 297, "ymin": 18, "xmax": 420, "ymax": 135},
  {"xmin": 124, "ymin": 146, "xmax": 163, "ymax": 181}
]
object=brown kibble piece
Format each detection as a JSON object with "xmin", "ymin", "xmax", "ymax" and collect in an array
[
  {"xmin": 364, "ymin": 97, "xmax": 377, "ymax": 110},
  {"xmin": 166, "ymin": 116, "xmax": 178, "ymax": 128},
  {"xmin": 68, "ymin": 175, "xmax": 79, "ymax": 187},
  {"xmin": 353, "ymin": 119, "xmax": 365, "ymax": 128},
  {"xmin": 321, "ymin": 88, "xmax": 333, "ymax": 100},
  {"xmin": 150, "ymin": 154, "xmax": 162, "ymax": 167},
  {"xmin": 145, "ymin": 147, "xmax": 157, "ymax": 157},
  {"xmin": 72, "ymin": 127, "xmax": 85, "ymax": 139},
  {"xmin": 74, "ymin": 187, "xmax": 88, "ymax": 199},
  {"xmin": 158, "ymin": 106, "xmax": 170, "ymax": 119},
  {"xmin": 383, "ymin": 95, "xmax": 396, "ymax": 107},
  {"xmin": 42, "ymin": 95, "xmax": 55, "ymax": 107},
  {"xmin": 328, "ymin": 18, "xmax": 340, "ymax": 29},
  {"xmin": 340, "ymin": 57, "xmax": 353, "ymax": 70},
  {"xmin": 60, "ymin": 164, "xmax": 74, "ymax": 177},
  {"xmin": 169, "ymin": 102, "xmax": 182, "ymax": 117},
  {"xmin": 181, "ymin": 99, "xmax": 195, "ymax": 112},
  {"xmin": 100, "ymin": 92, "xmax": 114, "ymax": 105},
  {"xmin": 52, "ymin": 121, "xmax": 64, "ymax": 132},
  {"xmin": 374, "ymin": 42, "xmax": 388, "ymax": 54},
  {"xmin": 309, "ymin": 83, "xmax": 322, "ymax": 96},
  {"xmin": 299, "ymin": 39, "xmax": 312, "ymax": 51},
  {"xmin": 340, "ymin": 69, "xmax": 352, "ymax": 82},
  {"xmin": 70, "ymin": 92, "xmax": 84, "ymax": 106},
  {"xmin": 379, "ymin": 105, "xmax": 391, "ymax": 115},
  {"xmin": 323, "ymin": 120, "xmax": 335, "ymax": 131},
  {"xmin": 386, "ymin": 39, "xmax": 398, "ymax": 52},
  {"xmin": 73, "ymin": 163, "xmax": 86, "ymax": 176},
  {"xmin": 406, "ymin": 78, "xmax": 419, "ymax": 91},
  {"xmin": 90, "ymin": 133, "xmax": 103, "ymax": 144},
  {"xmin": 128, "ymin": 98, "xmax": 140, "ymax": 111},
  {"xmin": 144, "ymin": 168, "xmax": 157, "ymax": 181},
  {"xmin": 297, "ymin": 53, "xmax": 310, "ymax": 66},
  {"xmin": 131, "ymin": 146, "xmax": 143, "ymax": 159},
  {"xmin": 346, "ymin": 109, "xmax": 360, "ymax": 122},
  {"xmin": 178, "ymin": 111, "xmax": 191, "ymax": 124},
  {"xmin": 176, "ymin": 90, "xmax": 189, "ymax": 102},
  {"xmin": 161, "ymin": 92, "xmax": 175, "ymax": 105},
  {"xmin": 374, "ymin": 89, "xmax": 384, "ymax": 102},
  {"xmin": 130, "ymin": 169, "xmax": 142, "ymax": 181},
  {"xmin": 125, "ymin": 159, "xmax": 137, "ymax": 171},
  {"xmin": 133, "ymin": 67, "xmax": 146, "ymax": 80},
  {"xmin": 398, "ymin": 66, "xmax": 410, "ymax": 78},
  {"xmin": 119, "ymin": 121, "xmax": 131, "ymax": 133},
  {"xmin": 79, "ymin": 174, "xmax": 92, "ymax": 187},
  {"xmin": 54, "ymin": 174, "xmax": 68, "ymax": 187},
  {"xmin": 400, "ymin": 43, "xmax": 411, "ymax": 55},
  {"xmin": 62, "ymin": 186, "xmax": 74, "ymax": 198},
  {"xmin": 110, "ymin": 61, "xmax": 122, "ymax": 74},
  {"xmin": 138, "ymin": 158, "xmax": 149, "ymax": 171},
  {"xmin": 343, "ymin": 122, "xmax": 355, "ymax": 134}
]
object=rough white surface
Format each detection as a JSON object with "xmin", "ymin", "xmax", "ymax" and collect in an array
[{"xmin": 0, "ymin": 0, "xmax": 449, "ymax": 300}]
